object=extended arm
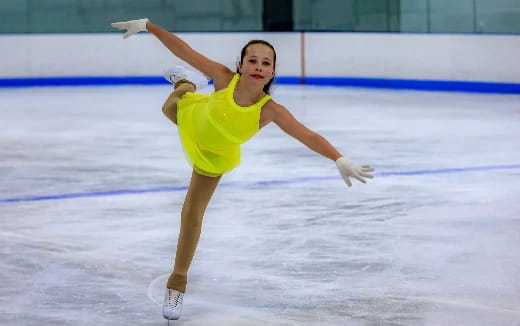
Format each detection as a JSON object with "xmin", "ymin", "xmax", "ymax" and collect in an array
[
  {"xmin": 111, "ymin": 18, "xmax": 233, "ymax": 86},
  {"xmin": 267, "ymin": 102, "xmax": 374, "ymax": 186},
  {"xmin": 145, "ymin": 22, "xmax": 231, "ymax": 82},
  {"xmin": 273, "ymin": 106, "xmax": 342, "ymax": 161}
]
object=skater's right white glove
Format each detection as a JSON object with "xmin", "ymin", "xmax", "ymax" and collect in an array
[
  {"xmin": 335, "ymin": 156, "xmax": 374, "ymax": 187},
  {"xmin": 111, "ymin": 18, "xmax": 149, "ymax": 39}
]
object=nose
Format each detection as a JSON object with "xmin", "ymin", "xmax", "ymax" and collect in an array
[{"xmin": 255, "ymin": 64, "xmax": 262, "ymax": 72}]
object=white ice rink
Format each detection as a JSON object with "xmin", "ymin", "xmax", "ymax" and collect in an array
[{"xmin": 1, "ymin": 84, "xmax": 519, "ymax": 325}]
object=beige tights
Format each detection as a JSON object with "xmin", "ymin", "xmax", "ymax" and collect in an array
[
  {"xmin": 162, "ymin": 80, "xmax": 195, "ymax": 124},
  {"xmin": 166, "ymin": 165, "xmax": 221, "ymax": 293}
]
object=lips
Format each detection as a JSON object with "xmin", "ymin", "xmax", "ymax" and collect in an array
[{"xmin": 251, "ymin": 74, "xmax": 263, "ymax": 79}]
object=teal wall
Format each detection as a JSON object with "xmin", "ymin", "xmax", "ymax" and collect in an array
[
  {"xmin": 294, "ymin": 0, "xmax": 520, "ymax": 33},
  {"xmin": 400, "ymin": 0, "xmax": 520, "ymax": 33},
  {"xmin": 0, "ymin": 0, "xmax": 262, "ymax": 33},
  {"xmin": 293, "ymin": 0, "xmax": 400, "ymax": 32},
  {"xmin": 0, "ymin": 0, "xmax": 518, "ymax": 34}
]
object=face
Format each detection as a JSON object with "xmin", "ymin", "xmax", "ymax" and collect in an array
[{"xmin": 238, "ymin": 44, "xmax": 275, "ymax": 86}]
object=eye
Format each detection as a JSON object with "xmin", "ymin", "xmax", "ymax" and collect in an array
[
  {"xmin": 248, "ymin": 59, "xmax": 256, "ymax": 64},
  {"xmin": 263, "ymin": 61, "xmax": 271, "ymax": 66}
]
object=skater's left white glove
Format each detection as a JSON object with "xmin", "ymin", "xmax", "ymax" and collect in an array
[
  {"xmin": 111, "ymin": 18, "xmax": 149, "ymax": 39},
  {"xmin": 335, "ymin": 156, "xmax": 374, "ymax": 187}
]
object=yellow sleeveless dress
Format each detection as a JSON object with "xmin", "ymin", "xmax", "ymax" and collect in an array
[{"xmin": 176, "ymin": 74, "xmax": 271, "ymax": 177}]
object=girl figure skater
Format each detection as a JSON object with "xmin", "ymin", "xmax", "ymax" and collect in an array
[{"xmin": 111, "ymin": 18, "xmax": 375, "ymax": 321}]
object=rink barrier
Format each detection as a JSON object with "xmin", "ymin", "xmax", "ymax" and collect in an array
[
  {"xmin": 1, "ymin": 164, "xmax": 519, "ymax": 204},
  {"xmin": 0, "ymin": 76, "xmax": 519, "ymax": 94}
]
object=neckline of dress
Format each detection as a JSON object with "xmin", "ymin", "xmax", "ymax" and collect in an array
[{"xmin": 229, "ymin": 74, "xmax": 269, "ymax": 110}]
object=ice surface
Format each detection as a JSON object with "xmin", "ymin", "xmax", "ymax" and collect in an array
[{"xmin": 1, "ymin": 84, "xmax": 519, "ymax": 325}]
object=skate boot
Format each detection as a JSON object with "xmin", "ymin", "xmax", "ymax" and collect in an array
[
  {"xmin": 162, "ymin": 288, "xmax": 184, "ymax": 320},
  {"xmin": 163, "ymin": 66, "xmax": 209, "ymax": 90}
]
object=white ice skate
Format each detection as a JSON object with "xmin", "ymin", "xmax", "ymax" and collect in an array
[
  {"xmin": 162, "ymin": 288, "xmax": 184, "ymax": 320},
  {"xmin": 163, "ymin": 66, "xmax": 209, "ymax": 90}
]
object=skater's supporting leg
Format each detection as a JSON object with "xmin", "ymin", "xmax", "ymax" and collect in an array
[{"xmin": 167, "ymin": 170, "xmax": 221, "ymax": 292}]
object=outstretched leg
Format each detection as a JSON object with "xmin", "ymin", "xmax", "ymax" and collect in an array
[
  {"xmin": 167, "ymin": 170, "xmax": 222, "ymax": 293},
  {"xmin": 162, "ymin": 80, "xmax": 195, "ymax": 124}
]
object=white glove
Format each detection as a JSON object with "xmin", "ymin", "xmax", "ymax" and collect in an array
[
  {"xmin": 335, "ymin": 156, "xmax": 374, "ymax": 187},
  {"xmin": 111, "ymin": 18, "xmax": 149, "ymax": 39}
]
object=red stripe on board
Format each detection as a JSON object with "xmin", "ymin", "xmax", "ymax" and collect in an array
[{"xmin": 300, "ymin": 32, "xmax": 306, "ymax": 84}]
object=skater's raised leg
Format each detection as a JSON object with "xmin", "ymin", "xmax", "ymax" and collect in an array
[{"xmin": 161, "ymin": 66, "xmax": 209, "ymax": 125}]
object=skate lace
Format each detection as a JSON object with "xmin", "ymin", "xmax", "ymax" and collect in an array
[{"xmin": 167, "ymin": 291, "xmax": 182, "ymax": 307}]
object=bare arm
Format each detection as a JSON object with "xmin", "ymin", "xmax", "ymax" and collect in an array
[
  {"xmin": 263, "ymin": 101, "xmax": 375, "ymax": 186},
  {"xmin": 265, "ymin": 102, "xmax": 342, "ymax": 161},
  {"xmin": 145, "ymin": 22, "xmax": 233, "ymax": 88}
]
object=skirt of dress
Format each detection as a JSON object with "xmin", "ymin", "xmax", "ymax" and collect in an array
[{"xmin": 177, "ymin": 92, "xmax": 240, "ymax": 177}]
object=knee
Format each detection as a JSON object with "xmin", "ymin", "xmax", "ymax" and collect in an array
[
  {"xmin": 162, "ymin": 99, "xmax": 178, "ymax": 123},
  {"xmin": 181, "ymin": 207, "xmax": 204, "ymax": 229},
  {"xmin": 183, "ymin": 218, "xmax": 203, "ymax": 231}
]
